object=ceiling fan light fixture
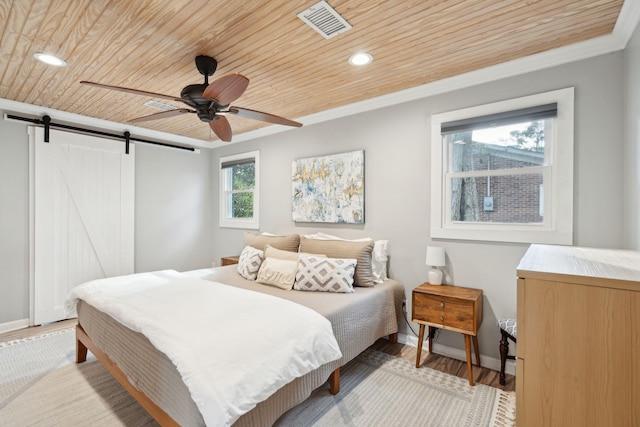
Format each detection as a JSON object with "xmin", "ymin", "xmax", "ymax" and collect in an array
[
  {"xmin": 348, "ymin": 52, "xmax": 372, "ymax": 66},
  {"xmin": 33, "ymin": 52, "xmax": 67, "ymax": 67},
  {"xmin": 80, "ymin": 55, "xmax": 302, "ymax": 142}
]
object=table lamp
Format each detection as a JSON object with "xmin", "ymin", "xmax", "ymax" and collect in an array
[{"xmin": 426, "ymin": 246, "xmax": 446, "ymax": 285}]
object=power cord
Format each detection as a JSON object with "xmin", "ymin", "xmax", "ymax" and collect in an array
[{"xmin": 401, "ymin": 301, "xmax": 434, "ymax": 342}]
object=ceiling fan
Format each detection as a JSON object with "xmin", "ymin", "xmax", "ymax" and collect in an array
[{"xmin": 80, "ymin": 55, "xmax": 302, "ymax": 142}]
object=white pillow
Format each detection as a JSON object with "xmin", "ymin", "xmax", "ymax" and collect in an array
[
  {"xmin": 294, "ymin": 254, "xmax": 356, "ymax": 293},
  {"xmin": 256, "ymin": 257, "xmax": 298, "ymax": 290},
  {"xmin": 371, "ymin": 240, "xmax": 388, "ymax": 283},
  {"xmin": 237, "ymin": 245, "xmax": 264, "ymax": 280},
  {"xmin": 302, "ymin": 233, "xmax": 388, "ymax": 283}
]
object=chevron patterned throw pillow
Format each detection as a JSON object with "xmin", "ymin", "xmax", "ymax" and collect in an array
[
  {"xmin": 237, "ymin": 245, "xmax": 264, "ymax": 280},
  {"xmin": 294, "ymin": 254, "xmax": 356, "ymax": 293}
]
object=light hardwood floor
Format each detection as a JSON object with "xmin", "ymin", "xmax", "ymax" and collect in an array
[
  {"xmin": 1, "ymin": 319, "xmax": 515, "ymax": 392},
  {"xmin": 0, "ymin": 319, "xmax": 78, "ymax": 342}
]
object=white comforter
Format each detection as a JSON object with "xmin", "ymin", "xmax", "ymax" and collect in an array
[{"xmin": 65, "ymin": 270, "xmax": 342, "ymax": 426}]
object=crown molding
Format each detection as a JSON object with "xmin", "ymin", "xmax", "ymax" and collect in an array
[{"xmin": 613, "ymin": 0, "xmax": 640, "ymax": 45}]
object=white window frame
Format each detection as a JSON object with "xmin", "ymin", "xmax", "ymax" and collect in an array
[
  {"xmin": 430, "ymin": 87, "xmax": 574, "ymax": 244},
  {"xmin": 219, "ymin": 150, "xmax": 260, "ymax": 229}
]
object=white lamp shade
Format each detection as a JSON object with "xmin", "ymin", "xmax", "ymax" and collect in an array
[{"xmin": 426, "ymin": 246, "xmax": 445, "ymax": 267}]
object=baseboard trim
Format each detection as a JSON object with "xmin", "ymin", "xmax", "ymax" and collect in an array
[
  {"xmin": 397, "ymin": 333, "xmax": 516, "ymax": 376},
  {"xmin": 0, "ymin": 318, "xmax": 30, "ymax": 334}
]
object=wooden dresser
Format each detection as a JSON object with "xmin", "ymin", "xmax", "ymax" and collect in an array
[{"xmin": 516, "ymin": 244, "xmax": 640, "ymax": 427}]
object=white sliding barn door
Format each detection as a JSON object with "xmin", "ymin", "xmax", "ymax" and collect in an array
[{"xmin": 31, "ymin": 127, "xmax": 134, "ymax": 325}]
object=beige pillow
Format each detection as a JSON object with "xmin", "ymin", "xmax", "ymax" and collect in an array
[
  {"xmin": 244, "ymin": 232, "xmax": 300, "ymax": 252},
  {"xmin": 299, "ymin": 237, "xmax": 375, "ymax": 287},
  {"xmin": 264, "ymin": 245, "xmax": 299, "ymax": 262},
  {"xmin": 256, "ymin": 245, "xmax": 300, "ymax": 290},
  {"xmin": 256, "ymin": 257, "xmax": 298, "ymax": 290},
  {"xmin": 294, "ymin": 254, "xmax": 356, "ymax": 293}
]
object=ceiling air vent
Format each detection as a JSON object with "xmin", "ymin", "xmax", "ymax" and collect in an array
[
  {"xmin": 144, "ymin": 100, "xmax": 175, "ymax": 111},
  {"xmin": 298, "ymin": 1, "xmax": 352, "ymax": 39}
]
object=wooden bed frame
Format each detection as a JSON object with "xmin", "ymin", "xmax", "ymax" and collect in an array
[
  {"xmin": 76, "ymin": 324, "xmax": 398, "ymax": 425},
  {"xmin": 76, "ymin": 324, "xmax": 180, "ymax": 426}
]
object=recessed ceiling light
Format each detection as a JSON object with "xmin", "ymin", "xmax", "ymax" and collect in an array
[
  {"xmin": 348, "ymin": 52, "xmax": 373, "ymax": 66},
  {"xmin": 33, "ymin": 52, "xmax": 67, "ymax": 67}
]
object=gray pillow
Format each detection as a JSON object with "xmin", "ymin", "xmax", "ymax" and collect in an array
[
  {"xmin": 244, "ymin": 232, "xmax": 300, "ymax": 252},
  {"xmin": 299, "ymin": 237, "xmax": 375, "ymax": 287}
]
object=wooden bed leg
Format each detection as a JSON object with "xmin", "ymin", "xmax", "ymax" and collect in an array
[
  {"xmin": 388, "ymin": 332, "xmax": 398, "ymax": 344},
  {"xmin": 76, "ymin": 325, "xmax": 88, "ymax": 363},
  {"xmin": 329, "ymin": 368, "xmax": 340, "ymax": 395}
]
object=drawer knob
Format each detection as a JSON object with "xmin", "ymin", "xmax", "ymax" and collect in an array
[
  {"xmin": 440, "ymin": 302, "xmax": 444, "ymax": 308},
  {"xmin": 439, "ymin": 316, "xmax": 444, "ymax": 321}
]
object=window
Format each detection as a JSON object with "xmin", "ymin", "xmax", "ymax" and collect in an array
[
  {"xmin": 430, "ymin": 88, "xmax": 574, "ymax": 244},
  {"xmin": 219, "ymin": 151, "xmax": 259, "ymax": 229}
]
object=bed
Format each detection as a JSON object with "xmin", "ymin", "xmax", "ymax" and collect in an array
[{"xmin": 70, "ymin": 237, "xmax": 405, "ymax": 426}]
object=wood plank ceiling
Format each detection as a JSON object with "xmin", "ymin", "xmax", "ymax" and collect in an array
[{"xmin": 0, "ymin": 0, "xmax": 624, "ymax": 143}]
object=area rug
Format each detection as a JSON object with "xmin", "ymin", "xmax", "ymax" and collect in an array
[
  {"xmin": 0, "ymin": 329, "xmax": 78, "ymax": 409},
  {"xmin": 0, "ymin": 330, "xmax": 515, "ymax": 426},
  {"xmin": 276, "ymin": 348, "xmax": 515, "ymax": 427},
  {"xmin": 0, "ymin": 329, "xmax": 155, "ymax": 426}
]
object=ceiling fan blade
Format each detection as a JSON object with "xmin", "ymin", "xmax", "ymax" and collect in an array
[
  {"xmin": 225, "ymin": 106, "xmax": 302, "ymax": 127},
  {"xmin": 202, "ymin": 73, "xmax": 249, "ymax": 106},
  {"xmin": 80, "ymin": 81, "xmax": 191, "ymax": 105},
  {"xmin": 127, "ymin": 108, "xmax": 194, "ymax": 123},
  {"xmin": 210, "ymin": 115, "xmax": 233, "ymax": 142}
]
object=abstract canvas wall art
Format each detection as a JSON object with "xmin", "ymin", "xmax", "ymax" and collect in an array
[{"xmin": 292, "ymin": 150, "xmax": 364, "ymax": 223}]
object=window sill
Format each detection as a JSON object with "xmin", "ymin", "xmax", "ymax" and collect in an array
[
  {"xmin": 219, "ymin": 219, "xmax": 259, "ymax": 230},
  {"xmin": 431, "ymin": 224, "xmax": 572, "ymax": 245}
]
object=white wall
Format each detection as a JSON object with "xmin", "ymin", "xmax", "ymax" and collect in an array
[
  {"xmin": 135, "ymin": 144, "xmax": 214, "ymax": 272},
  {"xmin": 0, "ymin": 117, "xmax": 214, "ymax": 325},
  {"xmin": 625, "ymin": 21, "xmax": 640, "ymax": 250},
  {"xmin": 0, "ymin": 118, "xmax": 30, "ymax": 324},
  {"xmin": 211, "ymin": 51, "xmax": 626, "ymax": 361}
]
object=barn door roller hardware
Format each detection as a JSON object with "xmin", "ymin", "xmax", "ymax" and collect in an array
[
  {"xmin": 4, "ymin": 113, "xmax": 196, "ymax": 152},
  {"xmin": 43, "ymin": 115, "xmax": 51, "ymax": 142}
]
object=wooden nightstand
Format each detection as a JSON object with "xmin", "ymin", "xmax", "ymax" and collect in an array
[
  {"xmin": 221, "ymin": 255, "xmax": 240, "ymax": 266},
  {"xmin": 412, "ymin": 283, "xmax": 483, "ymax": 386}
]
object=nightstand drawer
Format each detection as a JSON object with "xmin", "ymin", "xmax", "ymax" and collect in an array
[
  {"xmin": 412, "ymin": 292, "xmax": 476, "ymax": 333},
  {"xmin": 412, "ymin": 293, "xmax": 444, "ymax": 323},
  {"xmin": 441, "ymin": 300, "xmax": 475, "ymax": 332}
]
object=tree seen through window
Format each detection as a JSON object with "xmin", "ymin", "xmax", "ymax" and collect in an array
[{"xmin": 229, "ymin": 163, "xmax": 254, "ymax": 218}]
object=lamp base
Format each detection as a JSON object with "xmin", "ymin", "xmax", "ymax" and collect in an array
[{"xmin": 428, "ymin": 268, "xmax": 443, "ymax": 285}]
